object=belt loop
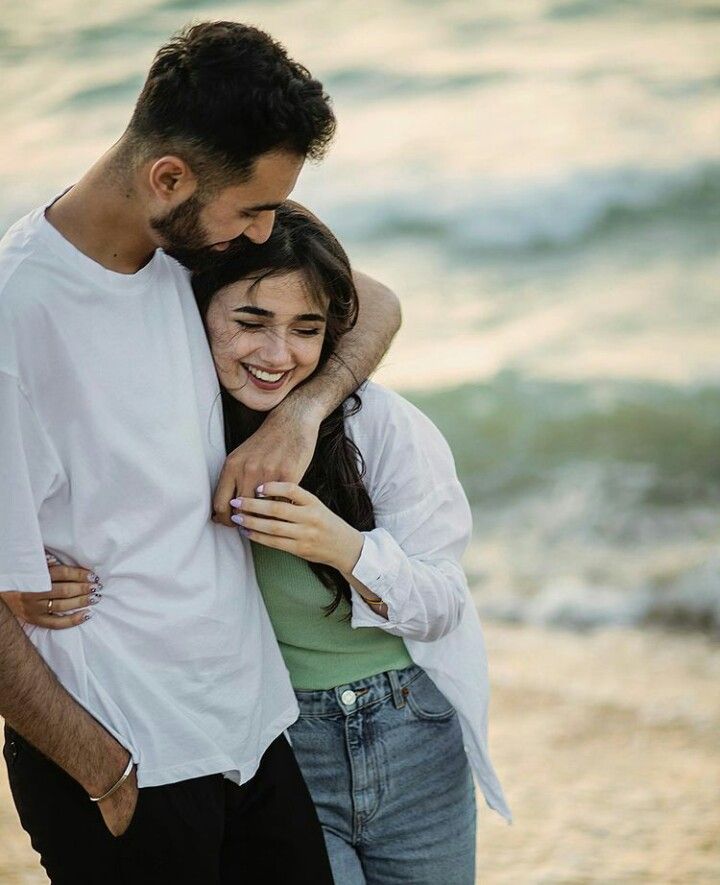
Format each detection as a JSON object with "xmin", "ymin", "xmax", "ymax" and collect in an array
[{"xmin": 388, "ymin": 670, "xmax": 406, "ymax": 709}]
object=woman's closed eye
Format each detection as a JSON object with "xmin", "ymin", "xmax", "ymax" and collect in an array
[{"xmin": 234, "ymin": 320, "xmax": 322, "ymax": 337}]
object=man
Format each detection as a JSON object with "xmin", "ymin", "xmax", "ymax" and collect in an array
[{"xmin": 0, "ymin": 21, "xmax": 400, "ymax": 883}]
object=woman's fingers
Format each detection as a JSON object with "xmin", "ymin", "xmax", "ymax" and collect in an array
[
  {"xmin": 242, "ymin": 530, "xmax": 298, "ymax": 555},
  {"xmin": 30, "ymin": 590, "xmax": 100, "ymax": 615},
  {"xmin": 230, "ymin": 497, "xmax": 299, "ymax": 522},
  {"xmin": 233, "ymin": 513, "xmax": 302, "ymax": 538},
  {"xmin": 32, "ymin": 610, "xmax": 91, "ymax": 630},
  {"xmin": 256, "ymin": 482, "xmax": 314, "ymax": 504},
  {"xmin": 41, "ymin": 581, "xmax": 100, "ymax": 600},
  {"xmin": 48, "ymin": 564, "xmax": 99, "ymax": 585}
]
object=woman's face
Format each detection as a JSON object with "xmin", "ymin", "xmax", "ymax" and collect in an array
[{"xmin": 205, "ymin": 270, "xmax": 327, "ymax": 411}]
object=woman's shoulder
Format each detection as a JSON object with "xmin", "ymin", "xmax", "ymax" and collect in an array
[
  {"xmin": 344, "ymin": 381, "xmax": 440, "ymax": 442},
  {"xmin": 344, "ymin": 382, "xmax": 457, "ymax": 492}
]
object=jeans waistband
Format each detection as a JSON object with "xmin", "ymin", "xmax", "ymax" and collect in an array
[{"xmin": 293, "ymin": 664, "xmax": 424, "ymax": 718}]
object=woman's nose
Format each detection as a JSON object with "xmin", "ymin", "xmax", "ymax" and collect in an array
[{"xmin": 257, "ymin": 330, "xmax": 291, "ymax": 366}]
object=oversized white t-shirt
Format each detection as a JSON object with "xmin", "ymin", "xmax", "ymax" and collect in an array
[{"xmin": 0, "ymin": 201, "xmax": 298, "ymax": 787}]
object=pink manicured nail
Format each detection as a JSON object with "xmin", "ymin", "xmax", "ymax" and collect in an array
[
  {"xmin": 230, "ymin": 498, "xmax": 242, "ymax": 508},
  {"xmin": 231, "ymin": 514, "xmax": 244, "ymax": 525},
  {"xmin": 256, "ymin": 484, "xmax": 264, "ymax": 495},
  {"xmin": 88, "ymin": 572, "xmax": 99, "ymax": 583}
]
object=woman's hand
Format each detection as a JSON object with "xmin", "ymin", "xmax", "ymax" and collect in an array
[
  {"xmin": 230, "ymin": 482, "xmax": 364, "ymax": 575},
  {"xmin": 0, "ymin": 555, "xmax": 102, "ymax": 628}
]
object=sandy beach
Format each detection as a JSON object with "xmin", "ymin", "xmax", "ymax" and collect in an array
[{"xmin": 2, "ymin": 621, "xmax": 718, "ymax": 884}]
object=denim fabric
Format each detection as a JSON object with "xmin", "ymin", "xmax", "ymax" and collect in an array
[{"xmin": 288, "ymin": 664, "xmax": 476, "ymax": 884}]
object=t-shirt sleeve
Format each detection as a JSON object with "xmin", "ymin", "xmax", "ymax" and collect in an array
[{"xmin": 0, "ymin": 370, "xmax": 58, "ymax": 592}]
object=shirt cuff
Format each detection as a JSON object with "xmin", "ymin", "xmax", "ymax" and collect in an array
[{"xmin": 350, "ymin": 528, "xmax": 410, "ymax": 628}]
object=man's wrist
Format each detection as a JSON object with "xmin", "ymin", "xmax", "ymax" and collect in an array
[
  {"xmin": 272, "ymin": 386, "xmax": 326, "ymax": 427},
  {"xmin": 83, "ymin": 740, "xmax": 132, "ymax": 797}
]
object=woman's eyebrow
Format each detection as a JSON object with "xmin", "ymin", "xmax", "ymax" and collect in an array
[
  {"xmin": 232, "ymin": 305, "xmax": 325, "ymax": 322},
  {"xmin": 232, "ymin": 305, "xmax": 273, "ymax": 317}
]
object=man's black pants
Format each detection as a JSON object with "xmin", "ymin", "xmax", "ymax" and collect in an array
[{"xmin": 4, "ymin": 727, "xmax": 334, "ymax": 885}]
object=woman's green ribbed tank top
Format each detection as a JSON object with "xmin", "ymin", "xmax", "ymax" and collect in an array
[{"xmin": 251, "ymin": 543, "xmax": 413, "ymax": 691}]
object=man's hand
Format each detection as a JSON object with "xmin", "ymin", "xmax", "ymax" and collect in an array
[
  {"xmin": 212, "ymin": 399, "xmax": 322, "ymax": 527},
  {"xmin": 98, "ymin": 764, "xmax": 139, "ymax": 837}
]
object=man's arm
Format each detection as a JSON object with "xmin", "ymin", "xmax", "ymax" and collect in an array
[
  {"xmin": 212, "ymin": 271, "xmax": 401, "ymax": 524},
  {"xmin": 0, "ymin": 597, "xmax": 137, "ymax": 834}
]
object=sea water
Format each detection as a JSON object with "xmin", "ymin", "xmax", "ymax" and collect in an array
[{"xmin": 1, "ymin": 0, "xmax": 718, "ymax": 631}]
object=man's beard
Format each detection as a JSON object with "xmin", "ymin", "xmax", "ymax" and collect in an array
[{"xmin": 150, "ymin": 194, "xmax": 224, "ymax": 273}]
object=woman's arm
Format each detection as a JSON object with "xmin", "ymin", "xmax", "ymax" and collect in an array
[
  {"xmin": 230, "ymin": 413, "xmax": 472, "ymax": 644},
  {"xmin": 231, "ymin": 483, "xmax": 390, "ymax": 620},
  {"xmin": 211, "ymin": 272, "xmax": 401, "ymax": 525},
  {"xmin": 340, "ymin": 388, "xmax": 473, "ymax": 641}
]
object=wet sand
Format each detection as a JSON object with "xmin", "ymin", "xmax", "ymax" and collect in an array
[{"xmin": 2, "ymin": 622, "xmax": 719, "ymax": 884}]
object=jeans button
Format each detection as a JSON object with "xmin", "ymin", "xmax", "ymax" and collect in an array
[{"xmin": 341, "ymin": 689, "xmax": 357, "ymax": 706}]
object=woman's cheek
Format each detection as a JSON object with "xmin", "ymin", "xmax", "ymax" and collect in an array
[{"xmin": 297, "ymin": 339, "xmax": 323, "ymax": 373}]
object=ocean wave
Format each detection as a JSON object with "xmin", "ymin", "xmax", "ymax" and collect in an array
[
  {"xmin": 324, "ymin": 66, "xmax": 511, "ymax": 100},
  {"xmin": 409, "ymin": 372, "xmax": 720, "ymax": 503},
  {"xmin": 412, "ymin": 374, "xmax": 720, "ymax": 634},
  {"xmin": 476, "ymin": 570, "xmax": 720, "ymax": 634},
  {"xmin": 322, "ymin": 161, "xmax": 720, "ymax": 256}
]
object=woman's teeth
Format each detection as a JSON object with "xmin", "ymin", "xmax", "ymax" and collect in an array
[{"xmin": 245, "ymin": 365, "xmax": 286, "ymax": 383}]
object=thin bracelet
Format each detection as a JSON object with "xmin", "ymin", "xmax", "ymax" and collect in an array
[
  {"xmin": 89, "ymin": 757, "xmax": 134, "ymax": 803},
  {"xmin": 364, "ymin": 596, "xmax": 386, "ymax": 607}
]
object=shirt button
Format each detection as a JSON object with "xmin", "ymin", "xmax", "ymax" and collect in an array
[{"xmin": 341, "ymin": 689, "xmax": 357, "ymax": 706}]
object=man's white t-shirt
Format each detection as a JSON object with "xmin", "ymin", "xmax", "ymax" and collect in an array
[{"xmin": 0, "ymin": 202, "xmax": 298, "ymax": 787}]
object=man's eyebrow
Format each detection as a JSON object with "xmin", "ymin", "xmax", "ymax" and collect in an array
[{"xmin": 244, "ymin": 202, "xmax": 283, "ymax": 213}]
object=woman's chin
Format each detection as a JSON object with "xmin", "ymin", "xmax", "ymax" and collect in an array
[{"xmin": 226, "ymin": 386, "xmax": 295, "ymax": 412}]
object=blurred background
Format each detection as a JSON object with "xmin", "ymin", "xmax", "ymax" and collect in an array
[{"xmin": 1, "ymin": 1, "xmax": 718, "ymax": 882}]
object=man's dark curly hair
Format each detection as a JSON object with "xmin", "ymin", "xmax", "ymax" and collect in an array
[{"xmin": 126, "ymin": 21, "xmax": 336, "ymax": 184}]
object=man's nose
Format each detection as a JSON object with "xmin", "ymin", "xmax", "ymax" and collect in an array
[{"xmin": 243, "ymin": 211, "xmax": 276, "ymax": 245}]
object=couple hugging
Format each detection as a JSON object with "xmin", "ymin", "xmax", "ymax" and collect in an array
[{"xmin": 0, "ymin": 20, "xmax": 509, "ymax": 885}]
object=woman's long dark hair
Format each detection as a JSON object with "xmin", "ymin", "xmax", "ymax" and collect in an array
[{"xmin": 192, "ymin": 203, "xmax": 375, "ymax": 614}]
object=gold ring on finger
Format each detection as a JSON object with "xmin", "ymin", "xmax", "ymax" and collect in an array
[{"xmin": 47, "ymin": 598, "xmax": 53, "ymax": 615}]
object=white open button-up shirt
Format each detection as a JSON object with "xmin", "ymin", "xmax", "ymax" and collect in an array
[{"xmin": 345, "ymin": 382, "xmax": 511, "ymax": 822}]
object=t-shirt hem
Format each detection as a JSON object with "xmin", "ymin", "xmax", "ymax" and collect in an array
[{"xmin": 135, "ymin": 706, "xmax": 299, "ymax": 788}]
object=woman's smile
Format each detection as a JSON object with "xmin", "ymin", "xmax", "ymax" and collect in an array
[{"xmin": 242, "ymin": 362, "xmax": 293, "ymax": 391}]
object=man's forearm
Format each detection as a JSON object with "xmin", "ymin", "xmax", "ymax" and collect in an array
[
  {"xmin": 284, "ymin": 270, "xmax": 401, "ymax": 420},
  {"xmin": 0, "ymin": 597, "xmax": 129, "ymax": 796}
]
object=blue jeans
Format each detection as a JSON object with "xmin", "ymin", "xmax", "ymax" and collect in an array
[{"xmin": 288, "ymin": 665, "xmax": 476, "ymax": 884}]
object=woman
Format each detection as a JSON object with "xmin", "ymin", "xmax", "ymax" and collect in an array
[{"xmin": 15, "ymin": 205, "xmax": 510, "ymax": 882}]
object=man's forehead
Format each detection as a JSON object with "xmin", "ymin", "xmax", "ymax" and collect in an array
[{"xmin": 221, "ymin": 152, "xmax": 305, "ymax": 205}]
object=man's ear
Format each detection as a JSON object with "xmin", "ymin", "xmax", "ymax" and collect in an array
[{"xmin": 147, "ymin": 155, "xmax": 197, "ymax": 204}]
